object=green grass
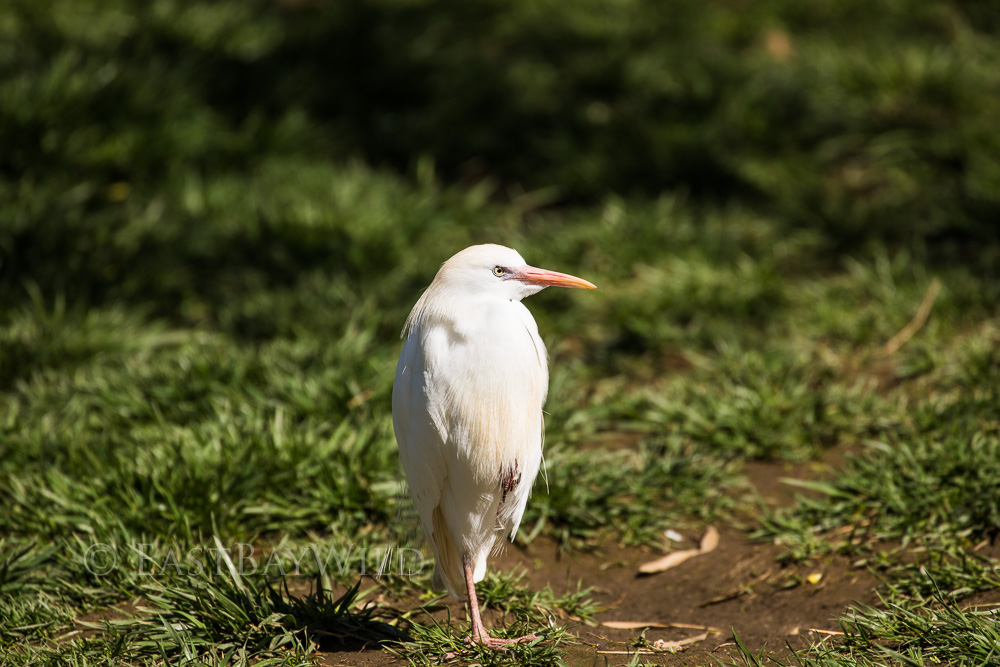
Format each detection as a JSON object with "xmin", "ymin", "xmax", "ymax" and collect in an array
[
  {"xmin": 756, "ymin": 325, "xmax": 1000, "ymax": 556},
  {"xmin": 732, "ymin": 590, "xmax": 1000, "ymax": 667},
  {"xmin": 2, "ymin": 0, "xmax": 1000, "ymax": 664}
]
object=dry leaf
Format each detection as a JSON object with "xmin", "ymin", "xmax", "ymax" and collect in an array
[
  {"xmin": 701, "ymin": 590, "xmax": 743, "ymax": 606},
  {"xmin": 602, "ymin": 620, "xmax": 723, "ymax": 633},
  {"xmin": 669, "ymin": 622, "xmax": 723, "ymax": 632},
  {"xmin": 638, "ymin": 548, "xmax": 701, "ymax": 574},
  {"xmin": 652, "ymin": 632, "xmax": 710, "ymax": 650},
  {"xmin": 601, "ymin": 621, "xmax": 672, "ymax": 630},
  {"xmin": 599, "ymin": 633, "xmax": 711, "ymax": 655},
  {"xmin": 699, "ymin": 526, "xmax": 720, "ymax": 553},
  {"xmin": 639, "ymin": 526, "xmax": 719, "ymax": 574}
]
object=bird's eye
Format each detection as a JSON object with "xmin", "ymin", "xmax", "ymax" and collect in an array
[{"xmin": 492, "ymin": 266, "xmax": 506, "ymax": 277}]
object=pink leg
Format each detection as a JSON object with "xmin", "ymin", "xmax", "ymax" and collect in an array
[{"xmin": 462, "ymin": 558, "xmax": 541, "ymax": 650}]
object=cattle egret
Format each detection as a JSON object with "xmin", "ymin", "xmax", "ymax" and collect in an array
[{"xmin": 392, "ymin": 244, "xmax": 595, "ymax": 650}]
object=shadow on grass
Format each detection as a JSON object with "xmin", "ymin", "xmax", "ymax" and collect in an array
[{"xmin": 106, "ymin": 574, "xmax": 409, "ymax": 661}]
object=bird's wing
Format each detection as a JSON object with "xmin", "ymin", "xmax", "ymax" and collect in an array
[
  {"xmin": 393, "ymin": 327, "xmax": 468, "ymax": 596},
  {"xmin": 392, "ymin": 331, "xmax": 448, "ymax": 545},
  {"xmin": 486, "ymin": 304, "xmax": 547, "ymax": 542}
]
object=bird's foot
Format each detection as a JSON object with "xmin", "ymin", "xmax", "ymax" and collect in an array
[{"xmin": 466, "ymin": 631, "xmax": 543, "ymax": 649}]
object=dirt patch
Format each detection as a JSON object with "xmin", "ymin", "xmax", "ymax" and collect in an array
[
  {"xmin": 315, "ymin": 527, "xmax": 877, "ymax": 666},
  {"xmin": 743, "ymin": 441, "xmax": 859, "ymax": 509},
  {"xmin": 505, "ymin": 532, "xmax": 873, "ymax": 665}
]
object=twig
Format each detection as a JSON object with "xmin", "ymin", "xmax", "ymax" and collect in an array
[
  {"xmin": 602, "ymin": 620, "xmax": 723, "ymax": 633},
  {"xmin": 884, "ymin": 278, "xmax": 942, "ymax": 355}
]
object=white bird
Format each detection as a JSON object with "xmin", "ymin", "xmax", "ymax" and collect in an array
[{"xmin": 392, "ymin": 244, "xmax": 595, "ymax": 650}]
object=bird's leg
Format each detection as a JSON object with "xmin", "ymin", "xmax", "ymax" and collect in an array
[
  {"xmin": 441, "ymin": 558, "xmax": 545, "ymax": 661},
  {"xmin": 462, "ymin": 557, "xmax": 542, "ymax": 650},
  {"xmin": 463, "ymin": 558, "xmax": 490, "ymax": 644}
]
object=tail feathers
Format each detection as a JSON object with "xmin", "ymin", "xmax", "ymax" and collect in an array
[{"xmin": 431, "ymin": 506, "xmax": 465, "ymax": 599}]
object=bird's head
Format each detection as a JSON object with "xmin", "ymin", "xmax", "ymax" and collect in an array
[{"xmin": 433, "ymin": 244, "xmax": 596, "ymax": 302}]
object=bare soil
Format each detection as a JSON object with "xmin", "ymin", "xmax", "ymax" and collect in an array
[{"xmin": 317, "ymin": 528, "xmax": 877, "ymax": 666}]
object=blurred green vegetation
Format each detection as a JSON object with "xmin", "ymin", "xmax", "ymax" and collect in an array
[
  {"xmin": 1, "ymin": 0, "xmax": 999, "ymax": 664},
  {"xmin": 3, "ymin": 0, "xmax": 1000, "ymax": 313}
]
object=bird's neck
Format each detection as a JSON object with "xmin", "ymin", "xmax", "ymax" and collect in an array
[{"xmin": 412, "ymin": 292, "xmax": 528, "ymax": 340}]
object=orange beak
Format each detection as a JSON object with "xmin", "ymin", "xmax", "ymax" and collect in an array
[{"xmin": 516, "ymin": 265, "xmax": 597, "ymax": 290}]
